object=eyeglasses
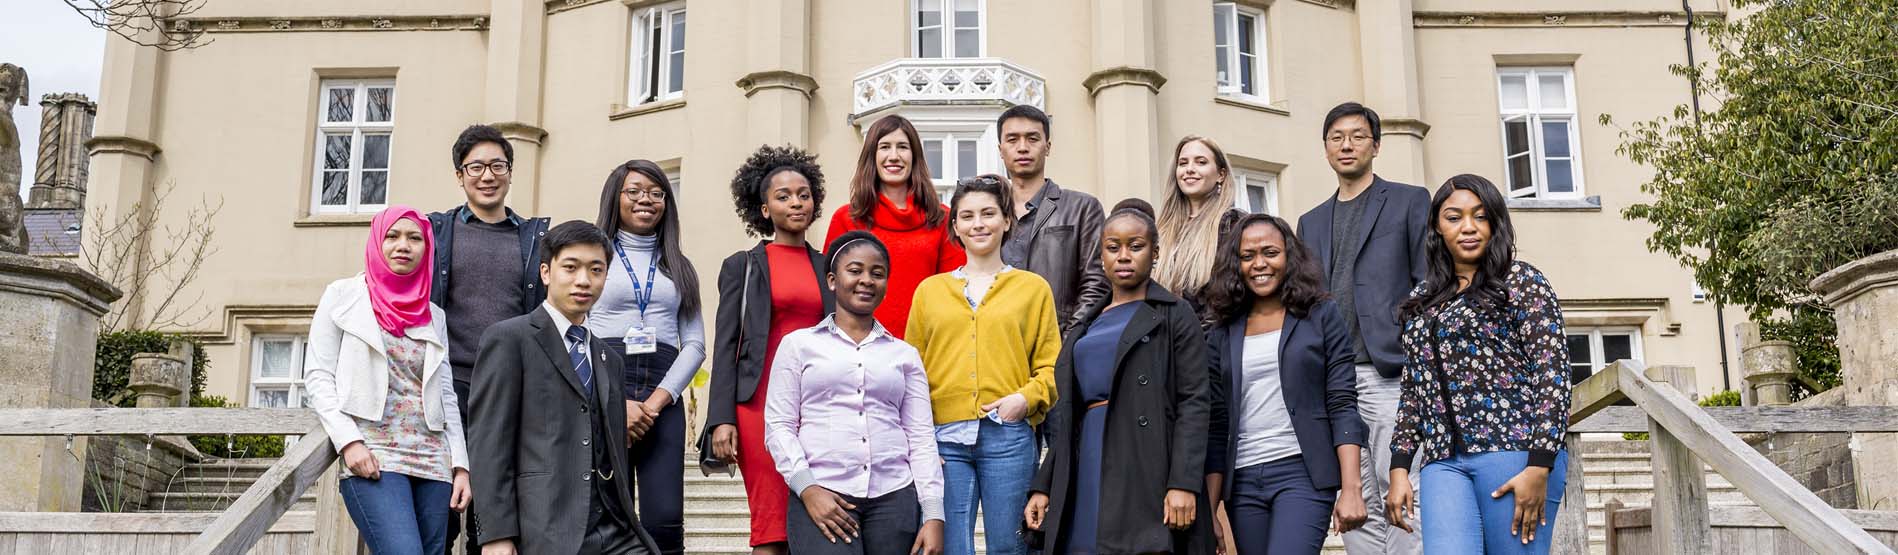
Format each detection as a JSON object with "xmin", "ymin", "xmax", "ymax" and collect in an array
[
  {"xmin": 1326, "ymin": 134, "xmax": 1376, "ymax": 146},
  {"xmin": 622, "ymin": 188, "xmax": 667, "ymax": 201},
  {"xmin": 460, "ymin": 161, "xmax": 512, "ymax": 176}
]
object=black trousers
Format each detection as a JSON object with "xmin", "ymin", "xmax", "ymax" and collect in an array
[
  {"xmin": 786, "ymin": 484, "xmax": 921, "ymax": 555},
  {"xmin": 608, "ymin": 339, "xmax": 687, "ymax": 555},
  {"xmin": 581, "ymin": 477, "xmax": 657, "ymax": 555},
  {"xmin": 448, "ymin": 376, "xmax": 480, "ymax": 555}
]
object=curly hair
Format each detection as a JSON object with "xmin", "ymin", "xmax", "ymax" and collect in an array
[
  {"xmin": 729, "ymin": 144, "xmax": 827, "ymax": 237},
  {"xmin": 1200, "ymin": 213, "xmax": 1330, "ymax": 327}
]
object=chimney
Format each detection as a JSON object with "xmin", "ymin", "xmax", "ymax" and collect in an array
[{"xmin": 29, "ymin": 93, "xmax": 96, "ymax": 210}]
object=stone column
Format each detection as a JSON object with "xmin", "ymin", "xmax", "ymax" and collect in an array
[
  {"xmin": 485, "ymin": 0, "xmax": 547, "ymax": 214},
  {"xmin": 88, "ymin": 9, "xmax": 167, "ymax": 328},
  {"xmin": 1355, "ymin": 0, "xmax": 1429, "ymax": 184},
  {"xmin": 31, "ymin": 93, "xmax": 97, "ymax": 211},
  {"xmin": 127, "ymin": 353, "xmax": 186, "ymax": 409},
  {"xmin": 1810, "ymin": 249, "xmax": 1898, "ymax": 509},
  {"xmin": 738, "ymin": 0, "xmax": 814, "ymax": 148},
  {"xmin": 0, "ymin": 253, "xmax": 121, "ymax": 511},
  {"xmin": 1736, "ymin": 322, "xmax": 1796, "ymax": 407},
  {"xmin": 1087, "ymin": 0, "xmax": 1166, "ymax": 204}
]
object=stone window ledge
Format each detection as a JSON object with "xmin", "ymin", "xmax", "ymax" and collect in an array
[
  {"xmin": 1214, "ymin": 95, "xmax": 1291, "ymax": 117},
  {"xmin": 293, "ymin": 214, "xmax": 375, "ymax": 227},
  {"xmin": 610, "ymin": 97, "xmax": 687, "ymax": 120},
  {"xmin": 1508, "ymin": 196, "xmax": 1601, "ymax": 212}
]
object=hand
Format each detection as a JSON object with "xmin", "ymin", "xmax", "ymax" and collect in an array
[
  {"xmin": 980, "ymin": 393, "xmax": 1030, "ymax": 423},
  {"xmin": 1162, "ymin": 489, "xmax": 1196, "ymax": 530},
  {"xmin": 341, "ymin": 441, "xmax": 380, "ymax": 480},
  {"xmin": 1386, "ymin": 469, "xmax": 1417, "ymax": 534},
  {"xmin": 1024, "ymin": 492, "xmax": 1050, "ymax": 531},
  {"xmin": 1493, "ymin": 466, "xmax": 1552, "ymax": 544},
  {"xmin": 1211, "ymin": 509, "xmax": 1230, "ymax": 555},
  {"xmin": 642, "ymin": 389, "xmax": 674, "ymax": 418},
  {"xmin": 480, "ymin": 539, "xmax": 517, "ymax": 555},
  {"xmin": 711, "ymin": 424, "xmax": 739, "ymax": 463},
  {"xmin": 1332, "ymin": 485, "xmax": 1368, "ymax": 534},
  {"xmin": 626, "ymin": 400, "xmax": 655, "ymax": 442},
  {"xmin": 450, "ymin": 469, "xmax": 473, "ymax": 512},
  {"xmin": 911, "ymin": 520, "xmax": 944, "ymax": 555},
  {"xmin": 799, "ymin": 486, "xmax": 860, "ymax": 543}
]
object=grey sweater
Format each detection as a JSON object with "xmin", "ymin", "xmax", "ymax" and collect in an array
[{"xmin": 586, "ymin": 230, "xmax": 707, "ymax": 402}]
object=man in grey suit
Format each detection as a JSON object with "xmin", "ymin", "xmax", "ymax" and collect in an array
[
  {"xmin": 468, "ymin": 221, "xmax": 659, "ymax": 555},
  {"xmin": 1297, "ymin": 102, "xmax": 1430, "ymax": 555}
]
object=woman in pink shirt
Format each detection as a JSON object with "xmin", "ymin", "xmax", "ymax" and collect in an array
[{"xmin": 764, "ymin": 230, "xmax": 945, "ymax": 555}]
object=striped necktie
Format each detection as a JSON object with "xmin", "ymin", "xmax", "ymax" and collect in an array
[{"xmin": 565, "ymin": 326, "xmax": 593, "ymax": 389}]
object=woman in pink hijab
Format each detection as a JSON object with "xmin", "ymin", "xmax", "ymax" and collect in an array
[{"xmin": 303, "ymin": 205, "xmax": 473, "ymax": 555}]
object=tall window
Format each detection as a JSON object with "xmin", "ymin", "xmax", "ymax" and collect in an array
[
  {"xmin": 1231, "ymin": 168, "xmax": 1278, "ymax": 216},
  {"xmin": 1497, "ymin": 67, "xmax": 1582, "ymax": 199},
  {"xmin": 1213, "ymin": 3, "xmax": 1266, "ymax": 100},
  {"xmin": 915, "ymin": 0, "xmax": 982, "ymax": 58},
  {"xmin": 630, "ymin": 3, "xmax": 687, "ymax": 105},
  {"xmin": 250, "ymin": 335, "xmax": 309, "ymax": 409},
  {"xmin": 921, "ymin": 131, "xmax": 982, "ymax": 198},
  {"xmin": 1567, "ymin": 327, "xmax": 1641, "ymax": 381},
  {"xmin": 313, "ymin": 79, "xmax": 394, "ymax": 215}
]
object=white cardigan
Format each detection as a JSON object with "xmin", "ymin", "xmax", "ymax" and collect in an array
[{"xmin": 303, "ymin": 275, "xmax": 470, "ymax": 472}]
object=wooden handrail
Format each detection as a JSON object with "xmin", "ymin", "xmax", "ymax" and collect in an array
[
  {"xmin": 182, "ymin": 423, "xmax": 337, "ymax": 554},
  {"xmin": 0, "ymin": 408, "xmax": 317, "ymax": 436}
]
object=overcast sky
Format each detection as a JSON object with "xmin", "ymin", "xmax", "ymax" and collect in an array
[{"xmin": 2, "ymin": 2, "xmax": 106, "ymax": 199}]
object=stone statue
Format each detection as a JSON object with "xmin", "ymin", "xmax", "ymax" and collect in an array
[{"xmin": 0, "ymin": 63, "xmax": 29, "ymax": 254}]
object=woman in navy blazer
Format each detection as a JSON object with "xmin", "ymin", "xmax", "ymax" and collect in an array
[{"xmin": 1201, "ymin": 213, "xmax": 1369, "ymax": 554}]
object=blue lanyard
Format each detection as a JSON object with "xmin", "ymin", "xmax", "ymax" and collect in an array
[{"xmin": 612, "ymin": 240, "xmax": 659, "ymax": 320}]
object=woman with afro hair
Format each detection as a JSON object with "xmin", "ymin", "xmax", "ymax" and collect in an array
[{"xmin": 701, "ymin": 145, "xmax": 836, "ymax": 554}]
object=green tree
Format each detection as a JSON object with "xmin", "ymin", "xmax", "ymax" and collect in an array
[{"xmin": 1606, "ymin": 0, "xmax": 1897, "ymax": 390}]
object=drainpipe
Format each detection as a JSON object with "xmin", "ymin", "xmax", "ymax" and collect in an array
[{"xmin": 1682, "ymin": 0, "xmax": 1731, "ymax": 393}]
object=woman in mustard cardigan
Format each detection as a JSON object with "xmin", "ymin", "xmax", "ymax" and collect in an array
[{"xmin": 906, "ymin": 175, "xmax": 1062, "ymax": 555}]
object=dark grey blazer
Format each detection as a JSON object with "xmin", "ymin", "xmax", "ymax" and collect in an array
[
  {"xmin": 1204, "ymin": 300, "xmax": 1368, "ymax": 494},
  {"xmin": 467, "ymin": 307, "xmax": 658, "ymax": 555},
  {"xmin": 703, "ymin": 241, "xmax": 834, "ymax": 432},
  {"xmin": 1295, "ymin": 176, "xmax": 1431, "ymax": 378}
]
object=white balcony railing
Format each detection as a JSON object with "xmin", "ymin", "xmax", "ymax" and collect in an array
[{"xmin": 851, "ymin": 57, "xmax": 1046, "ymax": 117}]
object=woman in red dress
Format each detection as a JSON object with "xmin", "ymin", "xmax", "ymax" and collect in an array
[
  {"xmin": 704, "ymin": 145, "xmax": 835, "ymax": 554},
  {"xmin": 824, "ymin": 114, "xmax": 964, "ymax": 338}
]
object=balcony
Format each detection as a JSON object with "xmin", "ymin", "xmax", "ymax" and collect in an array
[{"xmin": 850, "ymin": 58, "xmax": 1046, "ymax": 125}]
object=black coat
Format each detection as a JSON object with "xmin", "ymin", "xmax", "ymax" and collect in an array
[
  {"xmin": 1032, "ymin": 282, "xmax": 1214, "ymax": 554},
  {"xmin": 467, "ymin": 308, "xmax": 658, "ymax": 554},
  {"xmin": 1294, "ymin": 176, "xmax": 1430, "ymax": 378},
  {"xmin": 702, "ymin": 241, "xmax": 833, "ymax": 431},
  {"xmin": 1204, "ymin": 300, "xmax": 1368, "ymax": 498}
]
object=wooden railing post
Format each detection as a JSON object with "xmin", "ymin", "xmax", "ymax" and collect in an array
[
  {"xmin": 1552, "ymin": 432, "xmax": 1590, "ymax": 555},
  {"xmin": 1645, "ymin": 365, "xmax": 1712, "ymax": 555},
  {"xmin": 311, "ymin": 460, "xmax": 359, "ymax": 555}
]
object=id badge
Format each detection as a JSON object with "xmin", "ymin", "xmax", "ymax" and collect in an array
[{"xmin": 624, "ymin": 326, "xmax": 658, "ymax": 355}]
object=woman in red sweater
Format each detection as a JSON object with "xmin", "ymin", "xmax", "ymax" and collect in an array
[{"xmin": 825, "ymin": 114, "xmax": 965, "ymax": 338}]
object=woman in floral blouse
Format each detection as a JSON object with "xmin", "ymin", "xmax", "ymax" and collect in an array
[{"xmin": 1385, "ymin": 174, "xmax": 1571, "ymax": 554}]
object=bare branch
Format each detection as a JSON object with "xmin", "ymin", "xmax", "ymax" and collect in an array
[
  {"xmin": 62, "ymin": 0, "xmax": 211, "ymax": 51},
  {"xmin": 80, "ymin": 180, "xmax": 221, "ymax": 333}
]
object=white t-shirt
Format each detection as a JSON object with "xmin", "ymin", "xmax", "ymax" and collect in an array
[{"xmin": 1235, "ymin": 331, "xmax": 1302, "ymax": 469}]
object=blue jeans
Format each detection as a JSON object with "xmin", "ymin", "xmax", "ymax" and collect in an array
[
  {"xmin": 1419, "ymin": 450, "xmax": 1569, "ymax": 555},
  {"xmin": 938, "ymin": 418, "xmax": 1037, "ymax": 555},
  {"xmin": 340, "ymin": 472, "xmax": 453, "ymax": 555},
  {"xmin": 1227, "ymin": 456, "xmax": 1335, "ymax": 555}
]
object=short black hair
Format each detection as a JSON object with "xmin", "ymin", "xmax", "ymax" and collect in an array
[
  {"xmin": 1106, "ymin": 198, "xmax": 1159, "ymax": 243},
  {"xmin": 996, "ymin": 104, "xmax": 1052, "ymax": 138},
  {"xmin": 538, "ymin": 220, "xmax": 610, "ymax": 266},
  {"xmin": 729, "ymin": 145, "xmax": 827, "ymax": 237},
  {"xmin": 452, "ymin": 124, "xmax": 514, "ymax": 171},
  {"xmin": 1321, "ymin": 102, "xmax": 1382, "ymax": 144},
  {"xmin": 825, "ymin": 230, "xmax": 890, "ymax": 274}
]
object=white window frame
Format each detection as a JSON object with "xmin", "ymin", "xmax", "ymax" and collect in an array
[
  {"xmin": 1568, "ymin": 326, "xmax": 1643, "ymax": 376},
  {"xmin": 1213, "ymin": 2, "xmax": 1268, "ymax": 101},
  {"xmin": 311, "ymin": 79, "xmax": 395, "ymax": 215},
  {"xmin": 249, "ymin": 334, "xmax": 309, "ymax": 409},
  {"xmin": 1231, "ymin": 168, "xmax": 1279, "ymax": 216},
  {"xmin": 912, "ymin": 0, "xmax": 985, "ymax": 59},
  {"xmin": 629, "ymin": 3, "xmax": 687, "ymax": 105},
  {"xmin": 918, "ymin": 129, "xmax": 993, "ymax": 199},
  {"xmin": 1496, "ymin": 67, "xmax": 1584, "ymax": 199}
]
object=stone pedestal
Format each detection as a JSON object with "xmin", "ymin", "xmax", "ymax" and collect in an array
[
  {"xmin": 1811, "ymin": 249, "xmax": 1898, "ymax": 510},
  {"xmin": 128, "ymin": 353, "xmax": 185, "ymax": 409},
  {"xmin": 1737, "ymin": 322, "xmax": 1797, "ymax": 407},
  {"xmin": 0, "ymin": 252, "xmax": 120, "ymax": 511}
]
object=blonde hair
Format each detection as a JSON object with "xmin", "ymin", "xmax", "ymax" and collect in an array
[{"xmin": 1155, "ymin": 135, "xmax": 1238, "ymax": 297}]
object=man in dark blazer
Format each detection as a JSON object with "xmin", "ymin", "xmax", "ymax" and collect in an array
[
  {"xmin": 469, "ymin": 221, "xmax": 658, "ymax": 555},
  {"xmin": 1295, "ymin": 102, "xmax": 1430, "ymax": 555}
]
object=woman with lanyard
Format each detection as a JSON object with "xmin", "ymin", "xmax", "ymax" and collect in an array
[{"xmin": 588, "ymin": 159, "xmax": 705, "ymax": 555}]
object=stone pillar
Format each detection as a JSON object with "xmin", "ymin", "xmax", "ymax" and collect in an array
[
  {"xmin": 1736, "ymin": 322, "xmax": 1796, "ymax": 406},
  {"xmin": 1355, "ymin": 0, "xmax": 1429, "ymax": 184},
  {"xmin": 0, "ymin": 252, "xmax": 121, "ymax": 511},
  {"xmin": 738, "ymin": 0, "xmax": 814, "ymax": 148},
  {"xmin": 30, "ymin": 93, "xmax": 96, "ymax": 211},
  {"xmin": 128, "ymin": 353, "xmax": 185, "ymax": 409},
  {"xmin": 1810, "ymin": 249, "xmax": 1898, "ymax": 510},
  {"xmin": 485, "ymin": 0, "xmax": 547, "ymax": 215},
  {"xmin": 1087, "ymin": 0, "xmax": 1166, "ymax": 204},
  {"xmin": 88, "ymin": 8, "xmax": 167, "ymax": 328}
]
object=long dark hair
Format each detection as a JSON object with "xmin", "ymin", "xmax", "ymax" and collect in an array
[
  {"xmin": 595, "ymin": 159, "xmax": 701, "ymax": 314},
  {"xmin": 850, "ymin": 115, "xmax": 945, "ymax": 228},
  {"xmin": 1397, "ymin": 174, "xmax": 1517, "ymax": 323},
  {"xmin": 1200, "ymin": 213, "xmax": 1330, "ymax": 327}
]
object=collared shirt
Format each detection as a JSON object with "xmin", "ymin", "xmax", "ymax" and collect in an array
[
  {"xmin": 764, "ymin": 315, "xmax": 945, "ymax": 522},
  {"xmin": 457, "ymin": 204, "xmax": 526, "ymax": 227},
  {"xmin": 1000, "ymin": 180, "xmax": 1055, "ymax": 266},
  {"xmin": 542, "ymin": 301, "xmax": 589, "ymax": 359}
]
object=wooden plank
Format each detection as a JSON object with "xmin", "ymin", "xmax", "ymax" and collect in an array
[
  {"xmin": 310, "ymin": 461, "xmax": 359, "ymax": 555},
  {"xmin": 0, "ymin": 512, "xmax": 315, "ymax": 534},
  {"xmin": 183, "ymin": 424, "xmax": 337, "ymax": 555},
  {"xmin": 1572, "ymin": 405, "xmax": 1898, "ymax": 433},
  {"xmin": 1603, "ymin": 500, "xmax": 1623, "ymax": 555},
  {"xmin": 1570, "ymin": 360, "xmax": 1630, "ymax": 423},
  {"xmin": 1620, "ymin": 363, "xmax": 1896, "ymax": 554},
  {"xmin": 1552, "ymin": 433, "xmax": 1590, "ymax": 555},
  {"xmin": 0, "ymin": 408, "xmax": 317, "ymax": 436},
  {"xmin": 1646, "ymin": 365, "xmax": 1713, "ymax": 555}
]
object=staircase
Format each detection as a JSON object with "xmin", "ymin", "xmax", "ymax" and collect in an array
[
  {"xmin": 684, "ymin": 456, "xmax": 994, "ymax": 554},
  {"xmin": 1578, "ymin": 439, "xmax": 1747, "ymax": 554},
  {"xmin": 142, "ymin": 458, "xmax": 318, "ymax": 513}
]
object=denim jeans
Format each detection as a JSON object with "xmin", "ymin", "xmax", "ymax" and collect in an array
[
  {"xmin": 1419, "ymin": 450, "xmax": 1570, "ymax": 555},
  {"xmin": 1228, "ymin": 456, "xmax": 1335, "ymax": 555},
  {"xmin": 938, "ymin": 418, "xmax": 1037, "ymax": 555},
  {"xmin": 339, "ymin": 472, "xmax": 453, "ymax": 555}
]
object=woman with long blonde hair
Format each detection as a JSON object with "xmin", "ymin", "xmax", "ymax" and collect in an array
[{"xmin": 1155, "ymin": 135, "xmax": 1247, "ymax": 312}]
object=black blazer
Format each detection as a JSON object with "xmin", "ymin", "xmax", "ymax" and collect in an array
[
  {"xmin": 1032, "ymin": 282, "xmax": 1213, "ymax": 555},
  {"xmin": 703, "ymin": 241, "xmax": 834, "ymax": 431},
  {"xmin": 1205, "ymin": 300, "xmax": 1368, "ymax": 495},
  {"xmin": 467, "ymin": 308, "xmax": 658, "ymax": 554},
  {"xmin": 1295, "ymin": 176, "xmax": 1430, "ymax": 378}
]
